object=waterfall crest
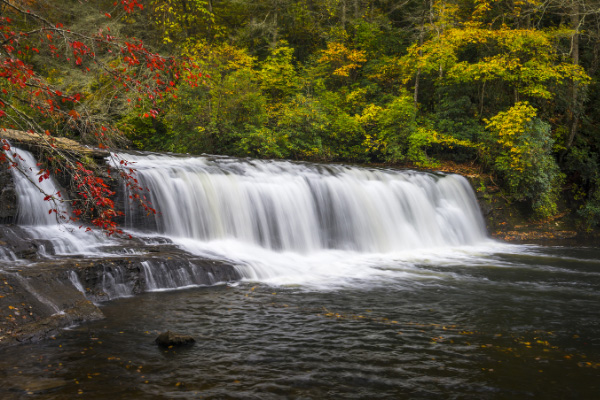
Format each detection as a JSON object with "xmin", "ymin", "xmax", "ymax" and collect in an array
[{"xmin": 118, "ymin": 153, "xmax": 488, "ymax": 254}]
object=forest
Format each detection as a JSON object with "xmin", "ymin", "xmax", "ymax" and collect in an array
[{"xmin": 1, "ymin": 0, "xmax": 600, "ymax": 230}]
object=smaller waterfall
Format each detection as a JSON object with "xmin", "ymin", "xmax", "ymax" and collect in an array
[
  {"xmin": 89, "ymin": 259, "xmax": 230, "ymax": 300},
  {"xmin": 5, "ymin": 146, "xmax": 109, "ymax": 257},
  {"xmin": 141, "ymin": 260, "xmax": 217, "ymax": 291},
  {"xmin": 101, "ymin": 265, "xmax": 134, "ymax": 300},
  {"xmin": 9, "ymin": 149, "xmax": 69, "ymax": 226},
  {"xmin": 0, "ymin": 247, "xmax": 17, "ymax": 262},
  {"xmin": 68, "ymin": 270, "xmax": 86, "ymax": 294}
]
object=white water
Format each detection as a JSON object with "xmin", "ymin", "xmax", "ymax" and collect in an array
[
  {"xmin": 116, "ymin": 153, "xmax": 498, "ymax": 287},
  {"xmin": 7, "ymin": 147, "xmax": 108, "ymax": 256},
  {"xmin": 1, "ymin": 147, "xmax": 503, "ymax": 291},
  {"xmin": 141, "ymin": 260, "xmax": 217, "ymax": 291}
]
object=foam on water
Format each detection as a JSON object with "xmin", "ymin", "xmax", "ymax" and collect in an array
[{"xmin": 170, "ymin": 236, "xmax": 518, "ymax": 289}]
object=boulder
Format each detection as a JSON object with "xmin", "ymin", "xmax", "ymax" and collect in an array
[{"xmin": 155, "ymin": 331, "xmax": 195, "ymax": 347}]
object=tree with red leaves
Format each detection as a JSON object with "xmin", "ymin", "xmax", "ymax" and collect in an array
[{"xmin": 0, "ymin": 0, "xmax": 203, "ymax": 235}]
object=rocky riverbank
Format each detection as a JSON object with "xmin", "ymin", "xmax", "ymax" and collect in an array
[{"xmin": 0, "ymin": 230, "xmax": 241, "ymax": 347}]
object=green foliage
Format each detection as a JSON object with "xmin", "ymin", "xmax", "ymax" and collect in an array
[
  {"xmin": 564, "ymin": 147, "xmax": 600, "ymax": 230},
  {"xmin": 358, "ymin": 92, "xmax": 434, "ymax": 164},
  {"xmin": 485, "ymin": 103, "xmax": 563, "ymax": 219},
  {"xmin": 237, "ymin": 127, "xmax": 288, "ymax": 159},
  {"xmin": 30, "ymin": 0, "xmax": 599, "ymax": 227},
  {"xmin": 259, "ymin": 44, "xmax": 299, "ymax": 103},
  {"xmin": 578, "ymin": 190, "xmax": 600, "ymax": 232},
  {"xmin": 277, "ymin": 94, "xmax": 330, "ymax": 160}
]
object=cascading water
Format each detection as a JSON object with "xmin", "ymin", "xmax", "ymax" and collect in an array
[
  {"xmin": 120, "ymin": 154, "xmax": 487, "ymax": 251},
  {"xmin": 116, "ymin": 153, "xmax": 492, "ymax": 286},
  {"xmin": 1, "ymin": 147, "xmax": 240, "ymax": 300},
  {"xmin": 0, "ymin": 146, "xmax": 494, "ymax": 292},
  {"xmin": 6, "ymin": 147, "xmax": 106, "ymax": 256}
]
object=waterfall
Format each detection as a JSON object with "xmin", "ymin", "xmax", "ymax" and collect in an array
[
  {"xmin": 118, "ymin": 153, "xmax": 488, "ymax": 254},
  {"xmin": 6, "ymin": 146, "xmax": 107, "ymax": 256},
  {"xmin": 1, "ymin": 146, "xmax": 493, "ymax": 291},
  {"xmin": 9, "ymin": 148, "xmax": 69, "ymax": 226}
]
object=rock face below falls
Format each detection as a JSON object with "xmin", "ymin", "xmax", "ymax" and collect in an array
[{"xmin": 0, "ymin": 234, "xmax": 241, "ymax": 347}]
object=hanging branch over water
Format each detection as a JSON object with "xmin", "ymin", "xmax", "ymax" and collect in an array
[{"xmin": 0, "ymin": 0, "xmax": 204, "ymax": 235}]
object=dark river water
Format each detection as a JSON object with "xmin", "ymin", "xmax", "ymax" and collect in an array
[{"xmin": 1, "ymin": 244, "xmax": 599, "ymax": 399}]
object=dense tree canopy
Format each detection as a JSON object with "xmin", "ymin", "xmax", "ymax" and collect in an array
[{"xmin": 2, "ymin": 0, "xmax": 600, "ymax": 229}]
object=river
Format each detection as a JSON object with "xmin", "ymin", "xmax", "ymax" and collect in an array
[
  {"xmin": 0, "ymin": 149, "xmax": 598, "ymax": 398},
  {"xmin": 1, "ymin": 243, "xmax": 599, "ymax": 399}
]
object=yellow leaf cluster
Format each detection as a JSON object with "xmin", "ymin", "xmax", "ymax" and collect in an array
[
  {"xmin": 485, "ymin": 101, "xmax": 537, "ymax": 148},
  {"xmin": 318, "ymin": 42, "xmax": 367, "ymax": 77},
  {"xmin": 401, "ymin": 24, "xmax": 590, "ymax": 99}
]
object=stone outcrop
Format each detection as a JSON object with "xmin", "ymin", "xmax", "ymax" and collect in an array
[{"xmin": 0, "ymin": 233, "xmax": 241, "ymax": 347}]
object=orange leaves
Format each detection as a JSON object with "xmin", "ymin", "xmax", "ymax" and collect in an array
[
  {"xmin": 37, "ymin": 168, "xmax": 50, "ymax": 183},
  {"xmin": 121, "ymin": 0, "xmax": 144, "ymax": 14}
]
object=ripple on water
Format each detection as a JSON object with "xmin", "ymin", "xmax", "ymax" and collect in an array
[{"xmin": 0, "ymin": 247, "xmax": 599, "ymax": 399}]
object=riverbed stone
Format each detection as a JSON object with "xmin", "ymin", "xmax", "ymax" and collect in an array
[{"xmin": 155, "ymin": 331, "xmax": 196, "ymax": 347}]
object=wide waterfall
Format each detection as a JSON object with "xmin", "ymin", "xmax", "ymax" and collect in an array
[
  {"xmin": 119, "ymin": 153, "xmax": 488, "ymax": 254},
  {"xmin": 2, "ymin": 147, "xmax": 492, "ymax": 290}
]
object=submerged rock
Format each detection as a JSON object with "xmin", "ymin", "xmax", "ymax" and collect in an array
[{"xmin": 155, "ymin": 331, "xmax": 196, "ymax": 347}]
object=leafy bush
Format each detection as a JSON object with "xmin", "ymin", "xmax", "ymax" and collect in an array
[{"xmin": 485, "ymin": 102, "xmax": 563, "ymax": 219}]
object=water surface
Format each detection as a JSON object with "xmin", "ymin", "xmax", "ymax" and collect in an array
[{"xmin": 1, "ymin": 244, "xmax": 598, "ymax": 399}]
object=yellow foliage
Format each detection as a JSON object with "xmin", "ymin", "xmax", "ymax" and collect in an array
[
  {"xmin": 318, "ymin": 42, "xmax": 367, "ymax": 77},
  {"xmin": 485, "ymin": 101, "xmax": 536, "ymax": 149},
  {"xmin": 401, "ymin": 24, "xmax": 590, "ymax": 99}
]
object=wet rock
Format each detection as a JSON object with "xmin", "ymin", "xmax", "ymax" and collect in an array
[
  {"xmin": 0, "ymin": 226, "xmax": 57, "ymax": 260},
  {"xmin": 155, "ymin": 331, "xmax": 196, "ymax": 347},
  {"xmin": 0, "ymin": 265, "xmax": 105, "ymax": 346},
  {"xmin": 10, "ymin": 300, "xmax": 104, "ymax": 345},
  {"xmin": 0, "ymin": 247, "xmax": 241, "ymax": 346},
  {"xmin": 0, "ymin": 163, "xmax": 17, "ymax": 223}
]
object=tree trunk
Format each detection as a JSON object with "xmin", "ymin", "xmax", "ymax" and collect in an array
[
  {"xmin": 479, "ymin": 81, "xmax": 486, "ymax": 117},
  {"xmin": 414, "ymin": 25, "xmax": 424, "ymax": 108},
  {"xmin": 566, "ymin": 1, "xmax": 580, "ymax": 149}
]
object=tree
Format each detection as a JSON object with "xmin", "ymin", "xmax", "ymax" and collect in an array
[
  {"xmin": 485, "ymin": 102, "xmax": 563, "ymax": 218},
  {"xmin": 0, "ymin": 0, "xmax": 201, "ymax": 234}
]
